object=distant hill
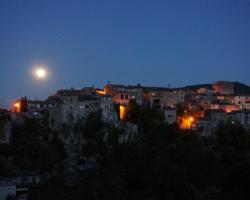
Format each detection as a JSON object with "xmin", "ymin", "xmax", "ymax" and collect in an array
[
  {"xmin": 175, "ymin": 81, "xmax": 250, "ymax": 95},
  {"xmin": 233, "ymin": 82, "xmax": 250, "ymax": 95},
  {"xmin": 181, "ymin": 84, "xmax": 213, "ymax": 91},
  {"xmin": 171, "ymin": 83, "xmax": 212, "ymax": 91}
]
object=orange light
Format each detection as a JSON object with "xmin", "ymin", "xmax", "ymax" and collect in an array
[
  {"xmin": 13, "ymin": 102, "xmax": 21, "ymax": 112},
  {"xmin": 225, "ymin": 108, "xmax": 231, "ymax": 113},
  {"xmin": 14, "ymin": 103, "xmax": 19, "ymax": 108},
  {"xmin": 119, "ymin": 105, "xmax": 127, "ymax": 120},
  {"xmin": 180, "ymin": 116, "xmax": 195, "ymax": 130},
  {"xmin": 96, "ymin": 90, "xmax": 106, "ymax": 95}
]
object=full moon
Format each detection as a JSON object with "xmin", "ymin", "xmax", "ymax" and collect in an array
[{"xmin": 35, "ymin": 68, "xmax": 47, "ymax": 79}]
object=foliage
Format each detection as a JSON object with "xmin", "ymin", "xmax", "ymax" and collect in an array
[
  {"xmin": 79, "ymin": 111, "xmax": 107, "ymax": 158},
  {"xmin": 8, "ymin": 107, "xmax": 250, "ymax": 200},
  {"xmin": 0, "ymin": 110, "xmax": 10, "ymax": 137},
  {"xmin": 76, "ymin": 106, "xmax": 250, "ymax": 200},
  {"xmin": 107, "ymin": 125, "xmax": 125, "ymax": 146},
  {"xmin": 126, "ymin": 99, "xmax": 141, "ymax": 123},
  {"xmin": 80, "ymin": 111, "xmax": 103, "ymax": 139},
  {"xmin": 8, "ymin": 118, "xmax": 66, "ymax": 173},
  {"xmin": 6, "ymin": 194, "xmax": 15, "ymax": 200}
]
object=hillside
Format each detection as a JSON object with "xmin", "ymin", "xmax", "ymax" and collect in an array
[{"xmin": 176, "ymin": 81, "xmax": 250, "ymax": 95}]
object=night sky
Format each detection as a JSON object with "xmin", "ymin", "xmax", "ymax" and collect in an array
[{"xmin": 0, "ymin": 0, "xmax": 250, "ymax": 107}]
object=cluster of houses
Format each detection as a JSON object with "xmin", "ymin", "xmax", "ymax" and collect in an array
[
  {"xmin": 8, "ymin": 80, "xmax": 250, "ymax": 137},
  {"xmin": 101, "ymin": 81, "xmax": 250, "ymax": 135},
  {"xmin": 1, "ymin": 81, "xmax": 250, "ymax": 198},
  {"xmin": 12, "ymin": 87, "xmax": 118, "ymax": 130}
]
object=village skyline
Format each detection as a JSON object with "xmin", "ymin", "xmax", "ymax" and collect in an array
[{"xmin": 1, "ymin": 79, "xmax": 250, "ymax": 109}]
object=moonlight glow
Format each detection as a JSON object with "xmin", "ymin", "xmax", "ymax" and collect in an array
[{"xmin": 33, "ymin": 67, "xmax": 48, "ymax": 80}]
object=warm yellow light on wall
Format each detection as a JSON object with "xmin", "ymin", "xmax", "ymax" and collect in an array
[{"xmin": 119, "ymin": 105, "xmax": 127, "ymax": 120}]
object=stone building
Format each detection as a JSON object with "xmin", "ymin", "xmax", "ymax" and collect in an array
[
  {"xmin": 204, "ymin": 109, "xmax": 228, "ymax": 122},
  {"xmin": 229, "ymin": 110, "xmax": 250, "ymax": 127},
  {"xmin": 195, "ymin": 109, "xmax": 228, "ymax": 136},
  {"xmin": 103, "ymin": 82, "xmax": 182, "ymax": 110},
  {"xmin": 104, "ymin": 83, "xmax": 144, "ymax": 106},
  {"xmin": 164, "ymin": 107, "xmax": 177, "ymax": 125},
  {"xmin": 47, "ymin": 88, "xmax": 117, "ymax": 129},
  {"xmin": 231, "ymin": 95, "xmax": 250, "ymax": 110},
  {"xmin": 210, "ymin": 100, "xmax": 240, "ymax": 113},
  {"xmin": 12, "ymin": 87, "xmax": 118, "ymax": 129},
  {"xmin": 213, "ymin": 81, "xmax": 234, "ymax": 95},
  {"xmin": 99, "ymin": 94, "xmax": 118, "ymax": 123}
]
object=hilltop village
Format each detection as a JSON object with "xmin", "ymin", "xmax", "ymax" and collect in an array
[
  {"xmin": 9, "ymin": 80, "xmax": 250, "ymax": 136},
  {"xmin": 1, "ymin": 80, "xmax": 250, "ymax": 199}
]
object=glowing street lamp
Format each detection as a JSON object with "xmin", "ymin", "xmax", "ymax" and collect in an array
[{"xmin": 13, "ymin": 102, "xmax": 21, "ymax": 112}]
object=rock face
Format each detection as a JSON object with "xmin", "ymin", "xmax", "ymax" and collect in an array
[{"xmin": 0, "ymin": 120, "xmax": 11, "ymax": 144}]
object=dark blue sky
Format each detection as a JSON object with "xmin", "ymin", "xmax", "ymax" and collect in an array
[{"xmin": 0, "ymin": 0, "xmax": 250, "ymax": 106}]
